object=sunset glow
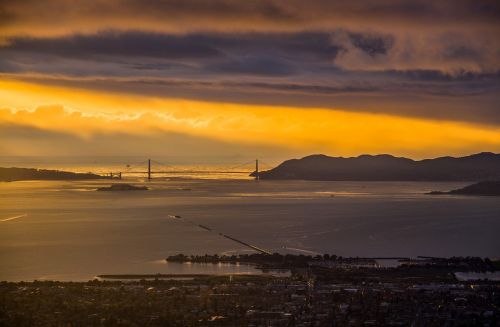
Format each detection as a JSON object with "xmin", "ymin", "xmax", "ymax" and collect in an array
[{"xmin": 1, "ymin": 79, "xmax": 500, "ymax": 158}]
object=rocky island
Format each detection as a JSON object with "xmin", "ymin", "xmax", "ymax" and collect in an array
[
  {"xmin": 254, "ymin": 152, "xmax": 500, "ymax": 181},
  {"xmin": 0, "ymin": 167, "xmax": 106, "ymax": 182},
  {"xmin": 429, "ymin": 181, "xmax": 500, "ymax": 196},
  {"xmin": 97, "ymin": 184, "xmax": 148, "ymax": 191}
]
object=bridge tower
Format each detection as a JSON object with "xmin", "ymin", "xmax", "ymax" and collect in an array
[
  {"xmin": 255, "ymin": 159, "xmax": 259, "ymax": 181},
  {"xmin": 148, "ymin": 159, "xmax": 151, "ymax": 180}
]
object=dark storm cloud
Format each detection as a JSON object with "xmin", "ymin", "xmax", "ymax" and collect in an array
[
  {"xmin": 385, "ymin": 70, "xmax": 500, "ymax": 83},
  {"xmin": 348, "ymin": 33, "xmax": 394, "ymax": 56},
  {"xmin": 1, "ymin": 0, "xmax": 498, "ymax": 75},
  {"xmin": 4, "ymin": 32, "xmax": 223, "ymax": 59},
  {"xmin": 1, "ymin": 31, "xmax": 340, "ymax": 61},
  {"xmin": 207, "ymin": 56, "xmax": 297, "ymax": 76},
  {"xmin": 0, "ymin": 31, "xmax": 341, "ymax": 77},
  {"xmin": 123, "ymin": 79, "xmax": 378, "ymax": 95},
  {"xmin": 225, "ymin": 82, "xmax": 378, "ymax": 95},
  {"xmin": 0, "ymin": 0, "xmax": 499, "ymax": 126},
  {"xmin": 1, "ymin": 0, "xmax": 499, "ymax": 36}
]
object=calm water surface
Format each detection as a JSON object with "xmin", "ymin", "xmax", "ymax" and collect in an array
[{"xmin": 1, "ymin": 177, "xmax": 499, "ymax": 281}]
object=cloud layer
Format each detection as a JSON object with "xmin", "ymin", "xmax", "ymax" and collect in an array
[
  {"xmin": 0, "ymin": 0, "xmax": 499, "ymax": 157},
  {"xmin": 2, "ymin": 0, "xmax": 498, "ymax": 75},
  {"xmin": 1, "ymin": 1, "xmax": 499, "ymax": 35}
]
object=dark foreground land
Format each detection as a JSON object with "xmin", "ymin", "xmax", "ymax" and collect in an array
[{"xmin": 1, "ymin": 259, "xmax": 499, "ymax": 327}]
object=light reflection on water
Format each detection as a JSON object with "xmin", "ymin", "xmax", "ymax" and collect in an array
[{"xmin": 1, "ymin": 177, "xmax": 499, "ymax": 281}]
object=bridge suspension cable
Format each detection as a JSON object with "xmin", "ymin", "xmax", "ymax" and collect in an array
[
  {"xmin": 112, "ymin": 158, "xmax": 275, "ymax": 179},
  {"xmin": 123, "ymin": 159, "xmax": 149, "ymax": 172}
]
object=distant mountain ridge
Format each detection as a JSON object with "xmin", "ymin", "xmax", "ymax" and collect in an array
[{"xmin": 256, "ymin": 152, "xmax": 500, "ymax": 181}]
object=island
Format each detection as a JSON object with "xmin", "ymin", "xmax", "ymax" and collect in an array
[
  {"xmin": 428, "ymin": 181, "xmax": 500, "ymax": 196},
  {"xmin": 0, "ymin": 167, "xmax": 106, "ymax": 182},
  {"xmin": 254, "ymin": 152, "xmax": 500, "ymax": 181},
  {"xmin": 96, "ymin": 183, "xmax": 148, "ymax": 191}
]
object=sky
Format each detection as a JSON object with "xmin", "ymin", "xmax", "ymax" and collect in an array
[{"xmin": 1, "ymin": 0, "xmax": 499, "ymax": 161}]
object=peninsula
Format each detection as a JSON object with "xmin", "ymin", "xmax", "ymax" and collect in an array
[
  {"xmin": 255, "ymin": 152, "xmax": 500, "ymax": 181},
  {"xmin": 429, "ymin": 181, "xmax": 500, "ymax": 196},
  {"xmin": 0, "ymin": 167, "xmax": 106, "ymax": 182}
]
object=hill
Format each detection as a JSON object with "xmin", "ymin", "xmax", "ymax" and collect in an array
[
  {"xmin": 0, "ymin": 167, "xmax": 106, "ymax": 182},
  {"xmin": 255, "ymin": 152, "xmax": 500, "ymax": 181}
]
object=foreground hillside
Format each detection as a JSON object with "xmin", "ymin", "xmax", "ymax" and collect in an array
[{"xmin": 257, "ymin": 152, "xmax": 500, "ymax": 181}]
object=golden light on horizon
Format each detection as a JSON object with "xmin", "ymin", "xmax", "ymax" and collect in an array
[{"xmin": 1, "ymin": 78, "xmax": 500, "ymax": 158}]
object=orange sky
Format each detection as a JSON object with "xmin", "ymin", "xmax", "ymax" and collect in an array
[{"xmin": 1, "ymin": 79, "xmax": 500, "ymax": 159}]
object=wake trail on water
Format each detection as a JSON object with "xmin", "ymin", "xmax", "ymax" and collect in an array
[
  {"xmin": 282, "ymin": 246, "xmax": 321, "ymax": 255},
  {"xmin": 0, "ymin": 214, "xmax": 28, "ymax": 222},
  {"xmin": 167, "ymin": 215, "xmax": 272, "ymax": 255}
]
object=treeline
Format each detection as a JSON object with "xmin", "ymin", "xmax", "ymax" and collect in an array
[{"xmin": 167, "ymin": 253, "xmax": 370, "ymax": 266}]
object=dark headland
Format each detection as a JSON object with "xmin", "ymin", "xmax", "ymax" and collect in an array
[
  {"xmin": 0, "ymin": 167, "xmax": 106, "ymax": 182},
  {"xmin": 255, "ymin": 152, "xmax": 500, "ymax": 181},
  {"xmin": 429, "ymin": 181, "xmax": 500, "ymax": 196}
]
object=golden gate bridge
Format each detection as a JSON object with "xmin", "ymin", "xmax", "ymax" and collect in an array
[{"xmin": 101, "ymin": 158, "xmax": 274, "ymax": 180}]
